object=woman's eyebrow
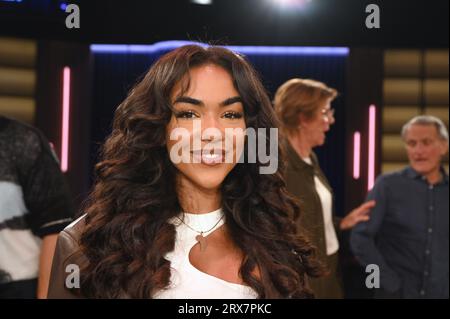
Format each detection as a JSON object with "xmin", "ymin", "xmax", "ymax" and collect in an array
[
  {"xmin": 173, "ymin": 96, "xmax": 204, "ymax": 106},
  {"xmin": 220, "ymin": 96, "xmax": 243, "ymax": 107},
  {"xmin": 173, "ymin": 96, "xmax": 243, "ymax": 107}
]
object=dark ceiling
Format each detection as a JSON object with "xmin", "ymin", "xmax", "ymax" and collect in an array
[{"xmin": 0, "ymin": 0, "xmax": 448, "ymax": 47}]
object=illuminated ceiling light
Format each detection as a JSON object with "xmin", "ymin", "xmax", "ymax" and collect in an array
[
  {"xmin": 275, "ymin": 0, "xmax": 301, "ymax": 3},
  {"xmin": 190, "ymin": 0, "xmax": 213, "ymax": 5},
  {"xmin": 90, "ymin": 41, "xmax": 349, "ymax": 56},
  {"xmin": 275, "ymin": 0, "xmax": 313, "ymax": 3},
  {"xmin": 270, "ymin": 0, "xmax": 312, "ymax": 9}
]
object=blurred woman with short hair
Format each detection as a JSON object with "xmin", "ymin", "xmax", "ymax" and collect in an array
[{"xmin": 274, "ymin": 78, "xmax": 375, "ymax": 298}]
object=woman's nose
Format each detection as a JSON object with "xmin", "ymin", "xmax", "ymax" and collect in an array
[
  {"xmin": 202, "ymin": 114, "xmax": 221, "ymax": 129},
  {"xmin": 323, "ymin": 115, "xmax": 334, "ymax": 127},
  {"xmin": 201, "ymin": 115, "xmax": 223, "ymax": 140},
  {"xmin": 329, "ymin": 113, "xmax": 336, "ymax": 125}
]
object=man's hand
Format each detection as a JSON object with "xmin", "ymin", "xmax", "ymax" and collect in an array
[
  {"xmin": 340, "ymin": 200, "xmax": 376, "ymax": 231},
  {"xmin": 37, "ymin": 233, "xmax": 59, "ymax": 299}
]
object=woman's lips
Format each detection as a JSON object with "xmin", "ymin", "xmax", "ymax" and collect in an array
[{"xmin": 191, "ymin": 150, "xmax": 225, "ymax": 165}]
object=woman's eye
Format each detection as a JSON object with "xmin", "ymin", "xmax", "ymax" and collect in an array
[
  {"xmin": 223, "ymin": 111, "xmax": 243, "ymax": 119},
  {"xmin": 175, "ymin": 111, "xmax": 198, "ymax": 119}
]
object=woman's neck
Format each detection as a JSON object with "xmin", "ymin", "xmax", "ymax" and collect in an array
[
  {"xmin": 176, "ymin": 176, "xmax": 222, "ymax": 214},
  {"xmin": 287, "ymin": 132, "xmax": 312, "ymax": 159}
]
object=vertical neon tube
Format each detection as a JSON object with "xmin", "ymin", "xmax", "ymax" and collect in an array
[
  {"xmin": 368, "ymin": 105, "xmax": 376, "ymax": 190},
  {"xmin": 353, "ymin": 132, "xmax": 361, "ymax": 179},
  {"xmin": 61, "ymin": 66, "xmax": 71, "ymax": 172}
]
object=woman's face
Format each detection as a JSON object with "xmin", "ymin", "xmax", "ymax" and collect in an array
[
  {"xmin": 298, "ymin": 98, "xmax": 335, "ymax": 148},
  {"xmin": 166, "ymin": 64, "xmax": 246, "ymax": 192}
]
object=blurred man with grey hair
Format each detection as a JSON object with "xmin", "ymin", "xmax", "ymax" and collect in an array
[{"xmin": 351, "ymin": 115, "xmax": 449, "ymax": 299}]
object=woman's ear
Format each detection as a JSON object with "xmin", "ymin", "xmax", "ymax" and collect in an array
[{"xmin": 297, "ymin": 113, "xmax": 307, "ymax": 128}]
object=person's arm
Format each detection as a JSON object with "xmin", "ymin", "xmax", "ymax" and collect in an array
[
  {"xmin": 37, "ymin": 234, "xmax": 59, "ymax": 298},
  {"xmin": 350, "ymin": 176, "xmax": 402, "ymax": 293}
]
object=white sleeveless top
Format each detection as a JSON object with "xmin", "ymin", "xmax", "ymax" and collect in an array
[{"xmin": 153, "ymin": 208, "xmax": 258, "ymax": 299}]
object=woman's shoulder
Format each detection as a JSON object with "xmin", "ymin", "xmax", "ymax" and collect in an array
[
  {"xmin": 61, "ymin": 214, "xmax": 87, "ymax": 242},
  {"xmin": 47, "ymin": 214, "xmax": 87, "ymax": 299}
]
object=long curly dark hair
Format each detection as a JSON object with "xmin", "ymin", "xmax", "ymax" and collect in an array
[{"xmin": 74, "ymin": 44, "xmax": 323, "ymax": 298}]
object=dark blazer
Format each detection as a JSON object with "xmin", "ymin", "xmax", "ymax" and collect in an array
[{"xmin": 283, "ymin": 141, "xmax": 343, "ymax": 298}]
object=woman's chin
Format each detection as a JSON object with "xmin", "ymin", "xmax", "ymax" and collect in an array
[
  {"xmin": 313, "ymin": 138, "xmax": 326, "ymax": 148},
  {"xmin": 185, "ymin": 170, "xmax": 228, "ymax": 191}
]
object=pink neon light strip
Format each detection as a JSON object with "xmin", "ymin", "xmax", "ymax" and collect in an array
[
  {"xmin": 368, "ymin": 105, "xmax": 376, "ymax": 190},
  {"xmin": 61, "ymin": 67, "xmax": 71, "ymax": 172},
  {"xmin": 353, "ymin": 132, "xmax": 361, "ymax": 179}
]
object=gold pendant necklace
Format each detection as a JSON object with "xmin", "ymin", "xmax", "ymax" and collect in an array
[{"xmin": 176, "ymin": 214, "xmax": 224, "ymax": 252}]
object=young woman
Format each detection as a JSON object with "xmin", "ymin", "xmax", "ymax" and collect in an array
[{"xmin": 48, "ymin": 45, "xmax": 322, "ymax": 299}]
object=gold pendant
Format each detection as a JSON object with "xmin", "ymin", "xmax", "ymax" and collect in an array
[{"xmin": 195, "ymin": 233, "xmax": 208, "ymax": 252}]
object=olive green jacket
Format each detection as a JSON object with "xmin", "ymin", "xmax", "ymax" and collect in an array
[{"xmin": 284, "ymin": 141, "xmax": 343, "ymax": 298}]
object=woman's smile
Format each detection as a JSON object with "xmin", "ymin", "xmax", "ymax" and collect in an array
[{"xmin": 191, "ymin": 149, "xmax": 226, "ymax": 165}]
